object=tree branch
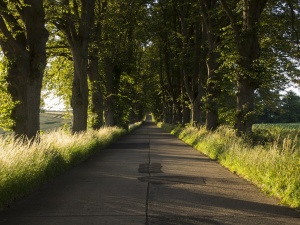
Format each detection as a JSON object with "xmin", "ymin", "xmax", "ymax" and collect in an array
[
  {"xmin": 0, "ymin": 16, "xmax": 25, "ymax": 55},
  {"xmin": 286, "ymin": 0, "xmax": 299, "ymax": 50},
  {"xmin": 220, "ymin": 0, "xmax": 240, "ymax": 38}
]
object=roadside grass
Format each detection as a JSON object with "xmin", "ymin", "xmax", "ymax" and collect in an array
[
  {"xmin": 129, "ymin": 121, "xmax": 143, "ymax": 132},
  {"xmin": 0, "ymin": 126, "xmax": 126, "ymax": 211},
  {"xmin": 158, "ymin": 122, "xmax": 300, "ymax": 209}
]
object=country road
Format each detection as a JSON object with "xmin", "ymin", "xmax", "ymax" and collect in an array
[{"xmin": 0, "ymin": 121, "xmax": 299, "ymax": 224}]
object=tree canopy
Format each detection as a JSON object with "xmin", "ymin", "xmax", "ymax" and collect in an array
[{"xmin": 0, "ymin": 0, "xmax": 300, "ymax": 138}]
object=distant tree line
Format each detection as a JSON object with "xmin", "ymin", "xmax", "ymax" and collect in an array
[
  {"xmin": 257, "ymin": 91, "xmax": 300, "ymax": 123},
  {"xmin": 0, "ymin": 0, "xmax": 299, "ymax": 139}
]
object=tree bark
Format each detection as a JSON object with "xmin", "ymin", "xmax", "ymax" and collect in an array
[
  {"xmin": 182, "ymin": 103, "xmax": 191, "ymax": 125},
  {"xmin": 70, "ymin": 48, "xmax": 89, "ymax": 132},
  {"xmin": 173, "ymin": 100, "xmax": 182, "ymax": 124},
  {"xmin": 0, "ymin": 0, "xmax": 48, "ymax": 139},
  {"xmin": 88, "ymin": 52, "xmax": 104, "ymax": 129},
  {"xmin": 205, "ymin": 48, "xmax": 219, "ymax": 131},
  {"xmin": 235, "ymin": 78, "xmax": 256, "ymax": 134},
  {"xmin": 103, "ymin": 60, "xmax": 115, "ymax": 126},
  {"xmin": 181, "ymin": 74, "xmax": 191, "ymax": 125}
]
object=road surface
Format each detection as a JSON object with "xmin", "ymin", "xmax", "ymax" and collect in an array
[{"xmin": 0, "ymin": 121, "xmax": 299, "ymax": 224}]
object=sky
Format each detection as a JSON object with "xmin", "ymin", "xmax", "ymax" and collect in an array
[{"xmin": 43, "ymin": 93, "xmax": 66, "ymax": 111}]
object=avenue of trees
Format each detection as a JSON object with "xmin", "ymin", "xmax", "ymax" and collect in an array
[{"xmin": 0, "ymin": 0, "xmax": 300, "ymax": 139}]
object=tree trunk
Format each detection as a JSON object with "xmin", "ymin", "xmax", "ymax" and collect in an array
[
  {"xmin": 235, "ymin": 23, "xmax": 261, "ymax": 135},
  {"xmin": 7, "ymin": 60, "xmax": 44, "ymax": 139},
  {"xmin": 88, "ymin": 54, "xmax": 104, "ymax": 129},
  {"xmin": 235, "ymin": 78, "xmax": 255, "ymax": 134},
  {"xmin": 0, "ymin": 0, "xmax": 48, "ymax": 139},
  {"xmin": 191, "ymin": 99, "xmax": 201, "ymax": 126},
  {"xmin": 205, "ymin": 51, "xmax": 219, "ymax": 131},
  {"xmin": 205, "ymin": 47, "xmax": 219, "ymax": 130},
  {"xmin": 182, "ymin": 104, "xmax": 190, "ymax": 125},
  {"xmin": 180, "ymin": 9, "xmax": 205, "ymax": 127},
  {"xmin": 181, "ymin": 83, "xmax": 190, "ymax": 125},
  {"xmin": 71, "ymin": 51, "xmax": 89, "ymax": 133},
  {"xmin": 200, "ymin": 0, "xmax": 220, "ymax": 131},
  {"xmin": 173, "ymin": 101, "xmax": 182, "ymax": 124},
  {"xmin": 104, "ymin": 62, "xmax": 115, "ymax": 126}
]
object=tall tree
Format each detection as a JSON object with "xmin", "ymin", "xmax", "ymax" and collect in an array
[
  {"xmin": 200, "ymin": 0, "xmax": 225, "ymax": 130},
  {"xmin": 220, "ymin": 0, "xmax": 268, "ymax": 134},
  {"xmin": 0, "ymin": 0, "xmax": 48, "ymax": 139},
  {"xmin": 177, "ymin": 1, "xmax": 205, "ymax": 126},
  {"xmin": 280, "ymin": 91, "xmax": 300, "ymax": 123},
  {"xmin": 100, "ymin": 0, "xmax": 149, "ymax": 127},
  {"xmin": 88, "ymin": 0, "xmax": 107, "ymax": 129},
  {"xmin": 51, "ymin": 0, "xmax": 95, "ymax": 132},
  {"xmin": 149, "ymin": 0, "xmax": 189, "ymax": 124}
]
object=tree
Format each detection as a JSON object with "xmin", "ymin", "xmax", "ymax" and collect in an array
[
  {"xmin": 99, "ymin": 0, "xmax": 149, "ymax": 127},
  {"xmin": 50, "ymin": 0, "xmax": 96, "ymax": 133},
  {"xmin": 177, "ymin": 1, "xmax": 206, "ymax": 126},
  {"xmin": 148, "ymin": 0, "xmax": 200, "ymax": 125},
  {"xmin": 280, "ymin": 91, "xmax": 300, "ymax": 123},
  {"xmin": 87, "ymin": 0, "xmax": 107, "ymax": 129},
  {"xmin": 220, "ymin": 0, "xmax": 268, "ymax": 135},
  {"xmin": 0, "ymin": 0, "xmax": 48, "ymax": 139},
  {"xmin": 200, "ymin": 0, "xmax": 226, "ymax": 130}
]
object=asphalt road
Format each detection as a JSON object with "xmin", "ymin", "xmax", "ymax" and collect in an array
[{"xmin": 0, "ymin": 121, "xmax": 299, "ymax": 225}]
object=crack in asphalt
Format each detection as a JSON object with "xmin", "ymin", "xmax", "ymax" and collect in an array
[{"xmin": 145, "ymin": 131, "xmax": 151, "ymax": 225}]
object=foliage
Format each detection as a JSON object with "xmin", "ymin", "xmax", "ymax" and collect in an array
[
  {"xmin": 280, "ymin": 91, "xmax": 300, "ymax": 122},
  {"xmin": 113, "ymin": 73, "xmax": 145, "ymax": 128},
  {"xmin": 256, "ymin": 90, "xmax": 300, "ymax": 123},
  {"xmin": 159, "ymin": 122, "xmax": 300, "ymax": 208},
  {"xmin": 0, "ymin": 57, "xmax": 16, "ymax": 130},
  {"xmin": 96, "ymin": 0, "xmax": 150, "ymax": 127},
  {"xmin": 43, "ymin": 56, "xmax": 73, "ymax": 110},
  {"xmin": 0, "ymin": 126, "xmax": 126, "ymax": 211}
]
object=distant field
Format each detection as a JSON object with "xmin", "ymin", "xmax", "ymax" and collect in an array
[
  {"xmin": 253, "ymin": 123, "xmax": 300, "ymax": 130},
  {"xmin": 0, "ymin": 112, "xmax": 71, "ymax": 135}
]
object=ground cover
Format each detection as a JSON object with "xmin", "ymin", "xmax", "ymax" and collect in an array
[{"xmin": 158, "ymin": 122, "xmax": 300, "ymax": 209}]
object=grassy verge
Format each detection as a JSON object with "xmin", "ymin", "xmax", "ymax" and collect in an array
[
  {"xmin": 158, "ymin": 122, "xmax": 300, "ymax": 209},
  {"xmin": 0, "ymin": 127, "xmax": 126, "ymax": 211},
  {"xmin": 129, "ymin": 121, "xmax": 143, "ymax": 132}
]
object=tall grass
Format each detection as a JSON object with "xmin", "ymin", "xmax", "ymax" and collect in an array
[
  {"xmin": 0, "ymin": 127, "xmax": 126, "ymax": 210},
  {"xmin": 158, "ymin": 122, "xmax": 300, "ymax": 208}
]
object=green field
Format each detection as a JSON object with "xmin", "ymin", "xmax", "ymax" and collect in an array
[
  {"xmin": 0, "ymin": 112, "xmax": 71, "ymax": 135},
  {"xmin": 253, "ymin": 123, "xmax": 300, "ymax": 130}
]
